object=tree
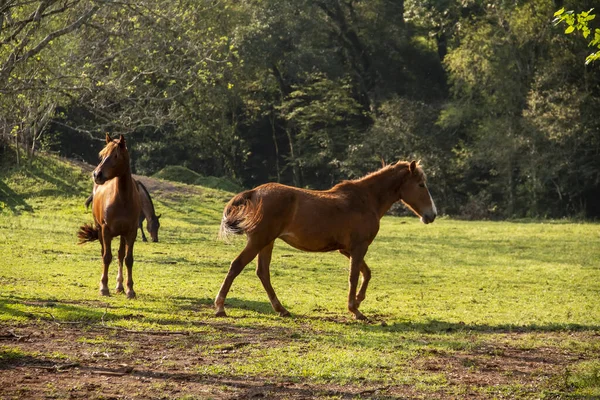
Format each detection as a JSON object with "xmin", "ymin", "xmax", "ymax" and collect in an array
[{"xmin": 553, "ymin": 7, "xmax": 599, "ymax": 64}]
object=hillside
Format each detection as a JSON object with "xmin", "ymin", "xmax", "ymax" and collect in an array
[{"xmin": 0, "ymin": 150, "xmax": 234, "ymax": 222}]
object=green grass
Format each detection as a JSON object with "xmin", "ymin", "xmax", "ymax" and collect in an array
[{"xmin": 1, "ymin": 151, "xmax": 600, "ymax": 398}]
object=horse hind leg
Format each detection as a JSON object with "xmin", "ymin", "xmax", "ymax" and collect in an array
[
  {"xmin": 215, "ymin": 242, "xmax": 261, "ymax": 317},
  {"xmin": 256, "ymin": 241, "xmax": 290, "ymax": 317},
  {"xmin": 99, "ymin": 229, "xmax": 113, "ymax": 296},
  {"xmin": 115, "ymin": 236, "xmax": 126, "ymax": 294},
  {"xmin": 124, "ymin": 231, "xmax": 136, "ymax": 299}
]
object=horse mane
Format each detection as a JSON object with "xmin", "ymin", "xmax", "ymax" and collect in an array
[
  {"xmin": 98, "ymin": 141, "xmax": 123, "ymax": 159},
  {"xmin": 136, "ymin": 180, "xmax": 156, "ymax": 216},
  {"xmin": 332, "ymin": 161, "xmax": 420, "ymax": 191}
]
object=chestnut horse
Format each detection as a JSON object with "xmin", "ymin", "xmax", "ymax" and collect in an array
[
  {"xmin": 78, "ymin": 134, "xmax": 141, "ymax": 298},
  {"xmin": 84, "ymin": 179, "xmax": 161, "ymax": 242},
  {"xmin": 216, "ymin": 160, "xmax": 437, "ymax": 320},
  {"xmin": 136, "ymin": 180, "xmax": 161, "ymax": 243}
]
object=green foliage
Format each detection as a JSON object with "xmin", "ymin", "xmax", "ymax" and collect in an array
[
  {"xmin": 554, "ymin": 7, "xmax": 600, "ymax": 64},
  {"xmin": 1, "ymin": 0, "xmax": 600, "ymax": 219}
]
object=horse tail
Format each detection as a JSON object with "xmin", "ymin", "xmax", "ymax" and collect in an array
[
  {"xmin": 218, "ymin": 190, "xmax": 263, "ymax": 241},
  {"xmin": 84, "ymin": 194, "xmax": 93, "ymax": 209},
  {"xmin": 77, "ymin": 223, "xmax": 99, "ymax": 244}
]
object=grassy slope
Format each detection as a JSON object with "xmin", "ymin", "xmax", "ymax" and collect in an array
[{"xmin": 1, "ymin": 151, "xmax": 600, "ymax": 398}]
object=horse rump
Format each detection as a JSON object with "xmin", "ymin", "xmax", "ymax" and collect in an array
[
  {"xmin": 77, "ymin": 223, "xmax": 99, "ymax": 244},
  {"xmin": 218, "ymin": 190, "xmax": 263, "ymax": 241}
]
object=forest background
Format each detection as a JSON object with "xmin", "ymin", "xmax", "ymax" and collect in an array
[{"xmin": 1, "ymin": 0, "xmax": 599, "ymax": 219}]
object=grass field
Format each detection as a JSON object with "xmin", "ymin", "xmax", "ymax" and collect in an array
[{"xmin": 1, "ymin": 152, "xmax": 600, "ymax": 399}]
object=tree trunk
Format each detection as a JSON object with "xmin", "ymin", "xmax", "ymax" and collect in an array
[{"xmin": 269, "ymin": 111, "xmax": 281, "ymax": 183}]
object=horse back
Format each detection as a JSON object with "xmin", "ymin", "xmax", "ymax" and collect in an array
[
  {"xmin": 252, "ymin": 182, "xmax": 380, "ymax": 251},
  {"xmin": 135, "ymin": 180, "xmax": 154, "ymax": 219}
]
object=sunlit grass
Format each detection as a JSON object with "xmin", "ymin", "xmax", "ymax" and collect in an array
[{"xmin": 1, "ymin": 152, "xmax": 600, "ymax": 397}]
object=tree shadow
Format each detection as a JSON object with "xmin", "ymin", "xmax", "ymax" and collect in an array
[
  {"xmin": 0, "ymin": 180, "xmax": 33, "ymax": 214},
  {"xmin": 170, "ymin": 295, "xmax": 276, "ymax": 316},
  {"xmin": 349, "ymin": 318, "xmax": 600, "ymax": 335},
  {"xmin": 25, "ymin": 156, "xmax": 88, "ymax": 197},
  {"xmin": 0, "ymin": 297, "xmax": 118, "ymax": 322}
]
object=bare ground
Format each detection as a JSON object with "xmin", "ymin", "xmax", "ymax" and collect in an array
[{"xmin": 1, "ymin": 319, "xmax": 592, "ymax": 400}]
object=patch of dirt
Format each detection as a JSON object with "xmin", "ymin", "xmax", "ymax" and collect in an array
[
  {"xmin": 134, "ymin": 174, "xmax": 203, "ymax": 198},
  {"xmin": 1, "ymin": 322, "xmax": 593, "ymax": 399},
  {"xmin": 414, "ymin": 342, "xmax": 579, "ymax": 396},
  {"xmin": 0, "ymin": 322, "xmax": 421, "ymax": 400}
]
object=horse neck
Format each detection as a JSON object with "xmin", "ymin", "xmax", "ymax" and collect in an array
[
  {"xmin": 114, "ymin": 161, "xmax": 135, "ymax": 198},
  {"xmin": 138, "ymin": 185, "xmax": 155, "ymax": 220},
  {"xmin": 357, "ymin": 163, "xmax": 410, "ymax": 217}
]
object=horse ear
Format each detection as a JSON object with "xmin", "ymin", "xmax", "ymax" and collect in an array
[
  {"xmin": 105, "ymin": 133, "xmax": 112, "ymax": 143},
  {"xmin": 157, "ymin": 214, "xmax": 162, "ymax": 219},
  {"xmin": 409, "ymin": 160, "xmax": 417, "ymax": 174},
  {"xmin": 118, "ymin": 134, "xmax": 126, "ymax": 148}
]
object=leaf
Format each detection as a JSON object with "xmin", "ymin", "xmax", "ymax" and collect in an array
[
  {"xmin": 565, "ymin": 26, "xmax": 575, "ymax": 34},
  {"xmin": 554, "ymin": 8, "xmax": 565, "ymax": 17}
]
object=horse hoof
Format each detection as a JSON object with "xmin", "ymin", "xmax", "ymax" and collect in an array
[
  {"xmin": 126, "ymin": 291, "xmax": 136, "ymax": 299},
  {"xmin": 100, "ymin": 289, "xmax": 111, "ymax": 296},
  {"xmin": 354, "ymin": 312, "xmax": 368, "ymax": 321},
  {"xmin": 279, "ymin": 310, "xmax": 291, "ymax": 317},
  {"xmin": 215, "ymin": 310, "xmax": 227, "ymax": 317},
  {"xmin": 115, "ymin": 287, "xmax": 124, "ymax": 294}
]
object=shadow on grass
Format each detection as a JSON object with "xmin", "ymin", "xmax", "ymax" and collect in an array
[
  {"xmin": 0, "ymin": 180, "xmax": 33, "ymax": 215},
  {"xmin": 3, "ymin": 294, "xmax": 599, "ymax": 336},
  {"xmin": 26, "ymin": 156, "xmax": 88, "ymax": 196},
  {"xmin": 171, "ymin": 296, "xmax": 276, "ymax": 316},
  {"xmin": 0, "ymin": 297, "xmax": 119, "ymax": 323},
  {"xmin": 349, "ymin": 318, "xmax": 600, "ymax": 335}
]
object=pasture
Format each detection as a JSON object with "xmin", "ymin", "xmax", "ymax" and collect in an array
[{"xmin": 1, "ymin": 153, "xmax": 600, "ymax": 399}]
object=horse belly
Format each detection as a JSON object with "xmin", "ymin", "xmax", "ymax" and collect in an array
[{"xmin": 279, "ymin": 230, "xmax": 345, "ymax": 253}]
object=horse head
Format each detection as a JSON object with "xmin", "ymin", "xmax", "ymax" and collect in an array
[
  {"xmin": 148, "ymin": 214, "xmax": 161, "ymax": 242},
  {"xmin": 93, "ymin": 133, "xmax": 130, "ymax": 185},
  {"xmin": 400, "ymin": 161, "xmax": 437, "ymax": 224}
]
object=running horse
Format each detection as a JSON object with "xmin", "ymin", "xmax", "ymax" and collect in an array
[
  {"xmin": 216, "ymin": 160, "xmax": 437, "ymax": 320},
  {"xmin": 78, "ymin": 134, "xmax": 142, "ymax": 298}
]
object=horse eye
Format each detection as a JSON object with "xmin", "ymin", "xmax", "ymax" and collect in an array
[{"xmin": 419, "ymin": 183, "xmax": 426, "ymax": 188}]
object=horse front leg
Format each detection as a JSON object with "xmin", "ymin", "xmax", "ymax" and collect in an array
[
  {"xmin": 215, "ymin": 242, "xmax": 260, "ymax": 317},
  {"xmin": 115, "ymin": 236, "xmax": 126, "ymax": 293},
  {"xmin": 99, "ymin": 228, "xmax": 113, "ymax": 296},
  {"xmin": 124, "ymin": 231, "xmax": 137, "ymax": 299},
  {"xmin": 139, "ymin": 215, "xmax": 147, "ymax": 242},
  {"xmin": 339, "ymin": 250, "xmax": 371, "ymax": 309},
  {"xmin": 356, "ymin": 261, "xmax": 371, "ymax": 307},
  {"xmin": 346, "ymin": 245, "xmax": 369, "ymax": 320},
  {"xmin": 256, "ymin": 241, "xmax": 290, "ymax": 317}
]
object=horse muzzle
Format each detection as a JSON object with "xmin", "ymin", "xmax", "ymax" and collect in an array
[
  {"xmin": 420, "ymin": 212, "xmax": 436, "ymax": 224},
  {"xmin": 93, "ymin": 170, "xmax": 107, "ymax": 185}
]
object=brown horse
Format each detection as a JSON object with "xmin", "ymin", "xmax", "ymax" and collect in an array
[
  {"xmin": 84, "ymin": 179, "xmax": 161, "ymax": 242},
  {"xmin": 136, "ymin": 180, "xmax": 161, "ymax": 243},
  {"xmin": 78, "ymin": 134, "xmax": 142, "ymax": 298},
  {"xmin": 216, "ymin": 160, "xmax": 437, "ymax": 320}
]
